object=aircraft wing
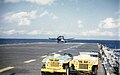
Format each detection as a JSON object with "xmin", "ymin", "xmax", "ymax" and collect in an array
[
  {"xmin": 49, "ymin": 38, "xmax": 57, "ymax": 40},
  {"xmin": 65, "ymin": 38, "xmax": 74, "ymax": 40},
  {"xmin": 49, "ymin": 38, "xmax": 74, "ymax": 40}
]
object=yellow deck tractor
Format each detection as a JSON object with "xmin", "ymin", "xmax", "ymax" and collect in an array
[
  {"xmin": 70, "ymin": 52, "xmax": 99, "ymax": 75},
  {"xmin": 41, "ymin": 53, "xmax": 73, "ymax": 75}
]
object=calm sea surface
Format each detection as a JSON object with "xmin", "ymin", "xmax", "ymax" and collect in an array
[{"xmin": 0, "ymin": 38, "xmax": 119, "ymax": 49}]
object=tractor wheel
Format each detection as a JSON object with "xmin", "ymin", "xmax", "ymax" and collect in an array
[
  {"xmin": 65, "ymin": 64, "xmax": 69, "ymax": 69},
  {"xmin": 93, "ymin": 67, "xmax": 98, "ymax": 75},
  {"xmin": 71, "ymin": 64, "xmax": 75, "ymax": 70},
  {"xmin": 41, "ymin": 72, "xmax": 46, "ymax": 75},
  {"xmin": 84, "ymin": 73, "xmax": 90, "ymax": 75}
]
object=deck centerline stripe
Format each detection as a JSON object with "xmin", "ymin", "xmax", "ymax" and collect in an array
[
  {"xmin": 41, "ymin": 55, "xmax": 47, "ymax": 58},
  {"xmin": 0, "ymin": 66, "xmax": 14, "ymax": 73},
  {"xmin": 41, "ymin": 44, "xmax": 84, "ymax": 58},
  {"xmin": 24, "ymin": 59, "xmax": 36, "ymax": 63}
]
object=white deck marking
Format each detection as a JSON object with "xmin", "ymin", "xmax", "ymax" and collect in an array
[
  {"xmin": 58, "ymin": 44, "xmax": 84, "ymax": 52},
  {"xmin": 0, "ymin": 66, "xmax": 14, "ymax": 73},
  {"xmin": 41, "ymin": 43, "xmax": 86, "ymax": 59},
  {"xmin": 24, "ymin": 59, "xmax": 36, "ymax": 63},
  {"xmin": 41, "ymin": 55, "xmax": 47, "ymax": 58},
  {"xmin": 58, "ymin": 50, "xmax": 62, "ymax": 52},
  {"xmin": 51, "ymin": 52, "xmax": 56, "ymax": 54}
]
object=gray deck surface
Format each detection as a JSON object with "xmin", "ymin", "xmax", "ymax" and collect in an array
[{"xmin": 0, "ymin": 43, "xmax": 105, "ymax": 75}]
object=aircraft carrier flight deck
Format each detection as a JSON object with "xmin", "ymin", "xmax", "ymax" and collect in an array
[{"xmin": 0, "ymin": 43, "xmax": 106, "ymax": 75}]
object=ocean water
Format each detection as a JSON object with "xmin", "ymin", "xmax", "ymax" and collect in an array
[{"xmin": 0, "ymin": 38, "xmax": 119, "ymax": 49}]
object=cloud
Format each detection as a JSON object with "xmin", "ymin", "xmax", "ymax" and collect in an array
[
  {"xmin": 40, "ymin": 10, "xmax": 59, "ymax": 20},
  {"xmin": 3, "ymin": 29, "xmax": 26, "ymax": 35},
  {"xmin": 4, "ymin": 10, "xmax": 37, "ymax": 26},
  {"xmin": 26, "ymin": 0, "xmax": 56, "ymax": 5},
  {"xmin": 50, "ymin": 13, "xmax": 59, "ymax": 20},
  {"xmin": 2, "ymin": 0, "xmax": 20, "ymax": 3},
  {"xmin": 1, "ymin": 29, "xmax": 116, "ymax": 38},
  {"xmin": 3, "ymin": 29, "xmax": 16, "ymax": 35},
  {"xmin": 99, "ymin": 17, "xmax": 120, "ymax": 29},
  {"xmin": 2, "ymin": 0, "xmax": 56, "ymax": 5},
  {"xmin": 3, "ymin": 10, "xmax": 58, "ymax": 26},
  {"xmin": 27, "ymin": 29, "xmax": 115, "ymax": 37},
  {"xmin": 77, "ymin": 20, "xmax": 84, "ymax": 28},
  {"xmin": 27, "ymin": 30, "xmax": 41, "ymax": 35},
  {"xmin": 40, "ymin": 11, "xmax": 49, "ymax": 17},
  {"xmin": 27, "ymin": 30, "xmax": 55, "ymax": 35},
  {"xmin": 81, "ymin": 29, "xmax": 115, "ymax": 37}
]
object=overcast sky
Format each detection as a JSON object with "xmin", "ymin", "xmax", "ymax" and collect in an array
[{"xmin": 0, "ymin": 0, "xmax": 119, "ymax": 40}]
